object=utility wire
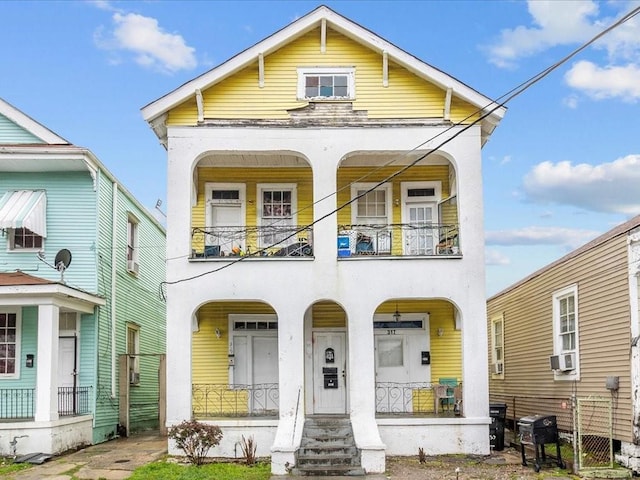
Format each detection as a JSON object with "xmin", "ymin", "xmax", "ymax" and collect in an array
[{"xmin": 159, "ymin": 4, "xmax": 640, "ymax": 297}]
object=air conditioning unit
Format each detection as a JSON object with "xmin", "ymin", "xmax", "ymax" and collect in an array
[
  {"xmin": 129, "ymin": 371, "xmax": 140, "ymax": 384},
  {"xmin": 492, "ymin": 362, "xmax": 504, "ymax": 374},
  {"xmin": 127, "ymin": 260, "xmax": 139, "ymax": 275},
  {"xmin": 550, "ymin": 353, "xmax": 575, "ymax": 372}
]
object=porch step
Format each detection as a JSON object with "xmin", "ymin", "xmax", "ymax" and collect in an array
[{"xmin": 295, "ymin": 417, "xmax": 364, "ymax": 476}]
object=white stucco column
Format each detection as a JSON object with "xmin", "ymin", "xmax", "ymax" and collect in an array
[
  {"xmin": 35, "ymin": 303, "xmax": 59, "ymax": 422},
  {"xmin": 346, "ymin": 301, "xmax": 386, "ymax": 473},
  {"xmin": 271, "ymin": 306, "xmax": 306, "ymax": 475}
]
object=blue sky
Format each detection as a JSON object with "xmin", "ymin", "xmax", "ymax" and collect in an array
[{"xmin": 2, "ymin": 0, "xmax": 639, "ymax": 296}]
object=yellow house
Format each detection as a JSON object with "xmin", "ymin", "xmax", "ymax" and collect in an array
[{"xmin": 142, "ymin": 5, "xmax": 505, "ymax": 475}]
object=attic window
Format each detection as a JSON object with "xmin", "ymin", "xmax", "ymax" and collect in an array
[{"xmin": 298, "ymin": 67, "xmax": 355, "ymax": 101}]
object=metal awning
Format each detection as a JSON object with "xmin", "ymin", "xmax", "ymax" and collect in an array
[{"xmin": 0, "ymin": 190, "xmax": 47, "ymax": 237}]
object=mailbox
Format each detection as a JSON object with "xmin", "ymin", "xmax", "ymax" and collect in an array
[{"xmin": 323, "ymin": 367, "xmax": 338, "ymax": 389}]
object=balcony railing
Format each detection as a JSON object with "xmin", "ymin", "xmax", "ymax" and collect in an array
[
  {"xmin": 0, "ymin": 387, "xmax": 93, "ymax": 420},
  {"xmin": 58, "ymin": 386, "xmax": 92, "ymax": 416},
  {"xmin": 191, "ymin": 226, "xmax": 313, "ymax": 258},
  {"xmin": 338, "ymin": 223, "xmax": 459, "ymax": 257},
  {"xmin": 0, "ymin": 388, "xmax": 35, "ymax": 420},
  {"xmin": 192, "ymin": 383, "xmax": 279, "ymax": 417}
]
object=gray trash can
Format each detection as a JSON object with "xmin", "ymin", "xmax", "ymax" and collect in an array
[{"xmin": 489, "ymin": 403, "xmax": 508, "ymax": 451}]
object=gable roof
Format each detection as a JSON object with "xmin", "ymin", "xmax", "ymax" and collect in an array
[
  {"xmin": 141, "ymin": 5, "xmax": 505, "ymax": 142},
  {"xmin": 0, "ymin": 97, "xmax": 70, "ymax": 145},
  {"xmin": 488, "ymin": 214, "xmax": 640, "ymax": 301}
]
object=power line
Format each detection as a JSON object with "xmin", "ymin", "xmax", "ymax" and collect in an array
[{"xmin": 159, "ymin": 4, "xmax": 640, "ymax": 295}]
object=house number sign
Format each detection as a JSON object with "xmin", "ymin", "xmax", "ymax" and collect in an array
[{"xmin": 324, "ymin": 348, "xmax": 335, "ymax": 363}]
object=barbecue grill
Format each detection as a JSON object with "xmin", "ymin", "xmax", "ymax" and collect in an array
[{"xmin": 518, "ymin": 414, "xmax": 566, "ymax": 472}]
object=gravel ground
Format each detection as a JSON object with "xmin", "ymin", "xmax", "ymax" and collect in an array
[{"xmin": 385, "ymin": 447, "xmax": 578, "ymax": 479}]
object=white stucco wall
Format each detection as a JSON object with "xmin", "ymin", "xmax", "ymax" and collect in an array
[
  {"xmin": 163, "ymin": 124, "xmax": 490, "ymax": 472},
  {"xmin": 0, "ymin": 416, "xmax": 93, "ymax": 456}
]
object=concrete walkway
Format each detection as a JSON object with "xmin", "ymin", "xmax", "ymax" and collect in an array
[{"xmin": 6, "ymin": 432, "xmax": 167, "ymax": 480}]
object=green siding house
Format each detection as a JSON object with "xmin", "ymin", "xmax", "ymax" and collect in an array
[{"xmin": 0, "ymin": 97, "xmax": 166, "ymax": 455}]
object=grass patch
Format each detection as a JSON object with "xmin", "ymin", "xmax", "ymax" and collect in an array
[
  {"xmin": 128, "ymin": 459, "xmax": 271, "ymax": 480},
  {"xmin": 0, "ymin": 458, "xmax": 31, "ymax": 476}
]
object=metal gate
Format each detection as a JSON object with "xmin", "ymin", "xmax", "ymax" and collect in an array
[{"xmin": 576, "ymin": 396, "xmax": 613, "ymax": 471}]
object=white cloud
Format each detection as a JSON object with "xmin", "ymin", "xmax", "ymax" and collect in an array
[
  {"xmin": 523, "ymin": 155, "xmax": 640, "ymax": 214},
  {"xmin": 562, "ymin": 93, "xmax": 580, "ymax": 108},
  {"xmin": 95, "ymin": 12, "xmax": 197, "ymax": 73},
  {"xmin": 485, "ymin": 0, "xmax": 600, "ymax": 68},
  {"xmin": 565, "ymin": 60, "xmax": 640, "ymax": 101},
  {"xmin": 485, "ymin": 226, "xmax": 601, "ymax": 249},
  {"xmin": 485, "ymin": 249, "xmax": 511, "ymax": 266}
]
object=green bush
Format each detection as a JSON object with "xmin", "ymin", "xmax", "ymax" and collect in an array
[{"xmin": 168, "ymin": 420, "xmax": 223, "ymax": 466}]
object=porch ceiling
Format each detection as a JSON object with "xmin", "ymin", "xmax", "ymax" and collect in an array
[
  {"xmin": 197, "ymin": 153, "xmax": 309, "ymax": 167},
  {"xmin": 342, "ymin": 151, "xmax": 449, "ymax": 166}
]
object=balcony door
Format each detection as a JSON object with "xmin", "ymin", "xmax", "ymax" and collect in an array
[
  {"xmin": 205, "ymin": 184, "xmax": 245, "ymax": 256},
  {"xmin": 401, "ymin": 182, "xmax": 441, "ymax": 255}
]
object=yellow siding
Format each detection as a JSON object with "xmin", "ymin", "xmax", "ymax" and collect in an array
[
  {"xmin": 191, "ymin": 167, "xmax": 313, "ymax": 253},
  {"xmin": 312, "ymin": 301, "xmax": 346, "ymax": 328},
  {"xmin": 192, "ymin": 302, "xmax": 275, "ymax": 384},
  {"xmin": 168, "ymin": 27, "xmax": 478, "ymax": 124},
  {"xmin": 375, "ymin": 299, "xmax": 461, "ymax": 383},
  {"xmin": 487, "ymin": 234, "xmax": 632, "ymax": 441}
]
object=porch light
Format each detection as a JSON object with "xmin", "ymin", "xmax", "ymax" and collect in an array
[
  {"xmin": 215, "ymin": 328, "xmax": 222, "ymax": 339},
  {"xmin": 393, "ymin": 303, "xmax": 401, "ymax": 322}
]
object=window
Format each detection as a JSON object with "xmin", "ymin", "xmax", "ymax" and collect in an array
[
  {"xmin": 0, "ymin": 310, "xmax": 19, "ymax": 377},
  {"xmin": 258, "ymin": 184, "xmax": 297, "ymax": 247},
  {"xmin": 127, "ymin": 215, "xmax": 139, "ymax": 274},
  {"xmin": 491, "ymin": 315, "xmax": 504, "ymax": 376},
  {"xmin": 352, "ymin": 183, "xmax": 391, "ymax": 225},
  {"xmin": 127, "ymin": 324, "xmax": 140, "ymax": 384},
  {"xmin": 552, "ymin": 285, "xmax": 580, "ymax": 379},
  {"xmin": 297, "ymin": 68, "xmax": 355, "ymax": 100},
  {"xmin": 10, "ymin": 228, "xmax": 43, "ymax": 250}
]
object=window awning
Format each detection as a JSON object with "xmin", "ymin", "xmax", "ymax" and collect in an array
[{"xmin": 0, "ymin": 190, "xmax": 47, "ymax": 237}]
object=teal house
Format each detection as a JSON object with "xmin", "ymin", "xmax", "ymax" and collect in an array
[{"xmin": 0, "ymin": 98, "xmax": 166, "ymax": 456}]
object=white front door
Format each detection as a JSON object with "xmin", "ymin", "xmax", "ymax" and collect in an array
[
  {"xmin": 58, "ymin": 336, "xmax": 76, "ymax": 388},
  {"xmin": 313, "ymin": 331, "xmax": 346, "ymax": 414},
  {"xmin": 210, "ymin": 203, "xmax": 243, "ymax": 254},
  {"xmin": 232, "ymin": 334, "xmax": 279, "ymax": 413}
]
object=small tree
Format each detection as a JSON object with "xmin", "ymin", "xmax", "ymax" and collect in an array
[
  {"xmin": 168, "ymin": 420, "xmax": 223, "ymax": 466},
  {"xmin": 240, "ymin": 435, "xmax": 257, "ymax": 465}
]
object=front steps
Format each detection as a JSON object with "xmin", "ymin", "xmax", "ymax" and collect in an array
[{"xmin": 294, "ymin": 416, "xmax": 365, "ymax": 476}]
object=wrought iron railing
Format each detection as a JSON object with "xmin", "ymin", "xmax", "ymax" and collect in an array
[
  {"xmin": 376, "ymin": 382, "xmax": 437, "ymax": 414},
  {"xmin": 338, "ymin": 223, "xmax": 460, "ymax": 257},
  {"xmin": 0, "ymin": 388, "xmax": 35, "ymax": 419},
  {"xmin": 192, "ymin": 383, "xmax": 279, "ymax": 417},
  {"xmin": 58, "ymin": 386, "xmax": 92, "ymax": 416},
  {"xmin": 191, "ymin": 225, "xmax": 313, "ymax": 258}
]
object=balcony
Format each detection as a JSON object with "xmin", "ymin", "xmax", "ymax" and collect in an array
[
  {"xmin": 191, "ymin": 225, "xmax": 313, "ymax": 258},
  {"xmin": 338, "ymin": 223, "xmax": 459, "ymax": 257}
]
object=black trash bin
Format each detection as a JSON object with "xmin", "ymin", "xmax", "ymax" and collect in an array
[{"xmin": 489, "ymin": 403, "xmax": 508, "ymax": 451}]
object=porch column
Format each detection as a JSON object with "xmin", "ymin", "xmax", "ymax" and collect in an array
[
  {"xmin": 271, "ymin": 308, "xmax": 305, "ymax": 475},
  {"xmin": 347, "ymin": 303, "xmax": 385, "ymax": 473},
  {"xmin": 35, "ymin": 303, "xmax": 59, "ymax": 422}
]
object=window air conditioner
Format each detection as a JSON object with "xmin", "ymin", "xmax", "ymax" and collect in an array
[
  {"xmin": 550, "ymin": 353, "xmax": 575, "ymax": 372},
  {"xmin": 492, "ymin": 362, "xmax": 504, "ymax": 374},
  {"xmin": 129, "ymin": 371, "xmax": 140, "ymax": 384},
  {"xmin": 127, "ymin": 260, "xmax": 139, "ymax": 275}
]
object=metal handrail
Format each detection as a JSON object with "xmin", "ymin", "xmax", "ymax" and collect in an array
[
  {"xmin": 192, "ymin": 383, "xmax": 279, "ymax": 417},
  {"xmin": 0, "ymin": 388, "xmax": 35, "ymax": 419}
]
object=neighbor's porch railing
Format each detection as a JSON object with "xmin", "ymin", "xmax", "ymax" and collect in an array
[
  {"xmin": 338, "ymin": 223, "xmax": 459, "ymax": 257},
  {"xmin": 191, "ymin": 226, "xmax": 313, "ymax": 258},
  {"xmin": 192, "ymin": 383, "xmax": 279, "ymax": 417},
  {"xmin": 0, "ymin": 387, "xmax": 93, "ymax": 420},
  {"xmin": 58, "ymin": 386, "xmax": 92, "ymax": 416}
]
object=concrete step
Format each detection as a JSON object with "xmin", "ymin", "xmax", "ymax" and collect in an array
[{"xmin": 292, "ymin": 464, "xmax": 366, "ymax": 476}]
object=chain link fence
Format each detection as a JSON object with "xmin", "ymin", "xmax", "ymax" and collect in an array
[{"xmin": 576, "ymin": 397, "xmax": 613, "ymax": 470}]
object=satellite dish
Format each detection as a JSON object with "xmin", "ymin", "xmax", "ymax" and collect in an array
[
  {"xmin": 54, "ymin": 249, "xmax": 72, "ymax": 270},
  {"xmin": 54, "ymin": 249, "xmax": 72, "ymax": 281}
]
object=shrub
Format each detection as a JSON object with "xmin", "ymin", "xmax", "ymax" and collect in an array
[
  {"xmin": 168, "ymin": 420, "xmax": 223, "ymax": 466},
  {"xmin": 240, "ymin": 435, "xmax": 257, "ymax": 465}
]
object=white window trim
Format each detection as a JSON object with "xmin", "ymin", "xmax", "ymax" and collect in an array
[
  {"xmin": 126, "ymin": 323, "xmax": 140, "ymax": 384},
  {"xmin": 552, "ymin": 284, "xmax": 580, "ymax": 381},
  {"xmin": 204, "ymin": 183, "xmax": 247, "ymax": 227},
  {"xmin": 350, "ymin": 182, "xmax": 392, "ymax": 225},
  {"xmin": 297, "ymin": 67, "xmax": 356, "ymax": 101},
  {"xmin": 257, "ymin": 183, "xmax": 297, "ymax": 240},
  {"xmin": 0, "ymin": 308, "xmax": 21, "ymax": 379},
  {"xmin": 126, "ymin": 214, "xmax": 139, "ymax": 274},
  {"xmin": 400, "ymin": 181, "xmax": 442, "ymax": 223},
  {"xmin": 491, "ymin": 314, "xmax": 504, "ymax": 378},
  {"xmin": 7, "ymin": 228, "xmax": 45, "ymax": 253}
]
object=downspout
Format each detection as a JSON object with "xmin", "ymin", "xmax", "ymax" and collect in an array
[{"xmin": 111, "ymin": 181, "xmax": 118, "ymax": 397}]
